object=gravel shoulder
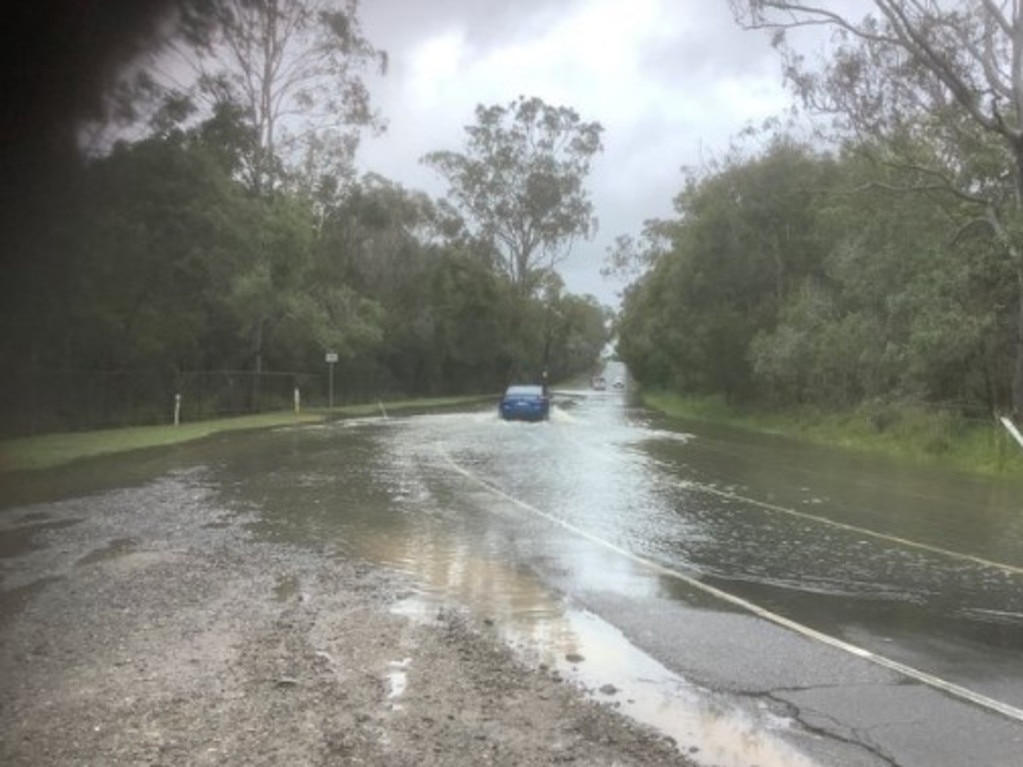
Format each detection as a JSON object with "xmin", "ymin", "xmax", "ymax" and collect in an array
[{"xmin": 0, "ymin": 469, "xmax": 691, "ymax": 766}]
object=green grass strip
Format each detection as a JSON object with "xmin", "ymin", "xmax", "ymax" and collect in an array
[
  {"xmin": 0, "ymin": 412, "xmax": 322, "ymax": 472},
  {"xmin": 0, "ymin": 395, "xmax": 496, "ymax": 472},
  {"xmin": 643, "ymin": 391, "xmax": 1023, "ymax": 477}
]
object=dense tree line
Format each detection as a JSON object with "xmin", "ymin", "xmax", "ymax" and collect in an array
[
  {"xmin": 616, "ymin": 2, "xmax": 1023, "ymax": 419},
  {"xmin": 615, "ymin": 135, "xmax": 1015, "ymax": 416},
  {"xmin": 0, "ymin": 1, "xmax": 609, "ymax": 435},
  {"xmin": 0, "ymin": 125, "xmax": 608, "ymax": 435}
]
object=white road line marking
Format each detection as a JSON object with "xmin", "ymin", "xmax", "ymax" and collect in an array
[
  {"xmin": 675, "ymin": 479, "xmax": 1023, "ymax": 577},
  {"xmin": 563, "ymin": 428, "xmax": 1023, "ymax": 577},
  {"xmin": 437, "ymin": 443, "xmax": 1023, "ymax": 724}
]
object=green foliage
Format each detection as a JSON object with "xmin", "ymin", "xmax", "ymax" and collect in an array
[
  {"xmin": 617, "ymin": 138, "xmax": 838, "ymax": 400},
  {"xmin": 167, "ymin": 0, "xmax": 387, "ymax": 195},
  {"xmin": 750, "ymin": 145, "xmax": 1012, "ymax": 411},
  {"xmin": 423, "ymin": 96, "xmax": 604, "ymax": 294},
  {"xmin": 56, "ymin": 135, "xmax": 252, "ymax": 371},
  {"xmin": 732, "ymin": 1, "xmax": 1023, "ymax": 413},
  {"xmin": 2, "ymin": 120, "xmax": 608, "ymax": 435},
  {"xmin": 0, "ymin": 8, "xmax": 609, "ymax": 435},
  {"xmin": 617, "ymin": 127, "xmax": 1017, "ymax": 421}
]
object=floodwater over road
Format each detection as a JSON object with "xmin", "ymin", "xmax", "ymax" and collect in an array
[
  {"xmin": 7, "ymin": 365, "xmax": 1023, "ymax": 765},
  {"xmin": 195, "ymin": 367, "xmax": 1023, "ymax": 765}
]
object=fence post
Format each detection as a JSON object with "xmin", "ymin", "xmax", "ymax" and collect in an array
[
  {"xmin": 294, "ymin": 386, "xmax": 301, "ymax": 416},
  {"xmin": 174, "ymin": 393, "xmax": 181, "ymax": 426}
]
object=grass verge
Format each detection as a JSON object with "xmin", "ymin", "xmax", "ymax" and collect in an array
[
  {"xmin": 0, "ymin": 395, "xmax": 495, "ymax": 472},
  {"xmin": 642, "ymin": 391, "xmax": 1023, "ymax": 477}
]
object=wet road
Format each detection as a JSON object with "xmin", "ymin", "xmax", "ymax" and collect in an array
[
  {"xmin": 6, "ymin": 367, "xmax": 1023, "ymax": 765},
  {"xmin": 175, "ymin": 367, "xmax": 1019, "ymax": 765}
]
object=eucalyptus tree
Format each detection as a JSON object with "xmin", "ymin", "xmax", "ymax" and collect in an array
[
  {"xmin": 61, "ymin": 132, "xmax": 255, "ymax": 371},
  {"xmin": 614, "ymin": 138, "xmax": 837, "ymax": 400},
  {"xmin": 539, "ymin": 285, "xmax": 611, "ymax": 382},
  {"xmin": 422, "ymin": 96, "xmax": 604, "ymax": 296},
  {"xmin": 615, "ymin": 254, "xmax": 692, "ymax": 391},
  {"xmin": 412, "ymin": 248, "xmax": 511, "ymax": 394},
  {"xmin": 750, "ymin": 139, "xmax": 1015, "ymax": 411},
  {"xmin": 731, "ymin": 0, "xmax": 1023, "ymax": 413},
  {"xmin": 174, "ymin": 0, "xmax": 387, "ymax": 196}
]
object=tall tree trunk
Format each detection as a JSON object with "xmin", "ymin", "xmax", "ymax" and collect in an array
[
  {"xmin": 252, "ymin": 318, "xmax": 264, "ymax": 411},
  {"xmin": 1014, "ymin": 265, "xmax": 1023, "ymax": 417},
  {"xmin": 1012, "ymin": 136, "xmax": 1023, "ymax": 417}
]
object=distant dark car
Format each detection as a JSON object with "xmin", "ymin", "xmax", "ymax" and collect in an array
[{"xmin": 498, "ymin": 384, "xmax": 550, "ymax": 422}]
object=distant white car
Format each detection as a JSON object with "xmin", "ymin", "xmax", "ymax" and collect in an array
[{"xmin": 612, "ymin": 378, "xmax": 624, "ymax": 389}]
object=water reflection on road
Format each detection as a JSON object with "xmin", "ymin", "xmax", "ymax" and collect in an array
[{"xmin": 212, "ymin": 373, "xmax": 1023, "ymax": 765}]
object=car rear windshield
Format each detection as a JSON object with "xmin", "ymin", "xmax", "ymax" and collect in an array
[{"xmin": 505, "ymin": 385, "xmax": 544, "ymax": 396}]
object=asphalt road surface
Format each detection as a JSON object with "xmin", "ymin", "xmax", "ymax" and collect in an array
[{"xmin": 5, "ymin": 371, "xmax": 1023, "ymax": 765}]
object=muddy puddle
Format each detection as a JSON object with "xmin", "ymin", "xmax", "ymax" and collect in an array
[{"xmin": 389, "ymin": 561, "xmax": 816, "ymax": 767}]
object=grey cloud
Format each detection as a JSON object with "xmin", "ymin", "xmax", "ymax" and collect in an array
[
  {"xmin": 354, "ymin": 0, "xmax": 792, "ymax": 308},
  {"xmin": 635, "ymin": 3, "xmax": 783, "ymax": 85},
  {"xmin": 361, "ymin": 0, "xmax": 568, "ymax": 53}
]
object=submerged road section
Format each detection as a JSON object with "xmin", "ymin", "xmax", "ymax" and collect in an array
[
  {"xmin": 197, "ymin": 371, "xmax": 1023, "ymax": 766},
  {"xmin": 6, "ymin": 371, "xmax": 1022, "ymax": 766}
]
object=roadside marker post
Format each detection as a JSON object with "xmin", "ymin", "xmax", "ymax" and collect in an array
[
  {"xmin": 1000, "ymin": 415, "xmax": 1023, "ymax": 451},
  {"xmin": 325, "ymin": 352, "xmax": 338, "ymax": 409}
]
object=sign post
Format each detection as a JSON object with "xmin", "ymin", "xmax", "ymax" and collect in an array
[{"xmin": 325, "ymin": 352, "xmax": 338, "ymax": 409}]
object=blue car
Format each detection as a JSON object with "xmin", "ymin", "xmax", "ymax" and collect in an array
[{"xmin": 498, "ymin": 384, "xmax": 551, "ymax": 422}]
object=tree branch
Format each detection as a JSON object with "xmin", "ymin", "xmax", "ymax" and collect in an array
[{"xmin": 741, "ymin": 1, "xmax": 902, "ymax": 45}]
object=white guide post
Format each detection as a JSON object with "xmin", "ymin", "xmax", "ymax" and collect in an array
[{"xmin": 999, "ymin": 416, "xmax": 1023, "ymax": 451}]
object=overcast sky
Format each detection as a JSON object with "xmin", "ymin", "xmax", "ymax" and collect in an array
[{"xmin": 352, "ymin": 0, "xmax": 793, "ymax": 307}]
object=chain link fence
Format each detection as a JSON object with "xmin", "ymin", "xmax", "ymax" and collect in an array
[
  {"xmin": 176, "ymin": 370, "xmax": 323, "ymax": 421},
  {"xmin": 0, "ymin": 369, "xmax": 335, "ymax": 438}
]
